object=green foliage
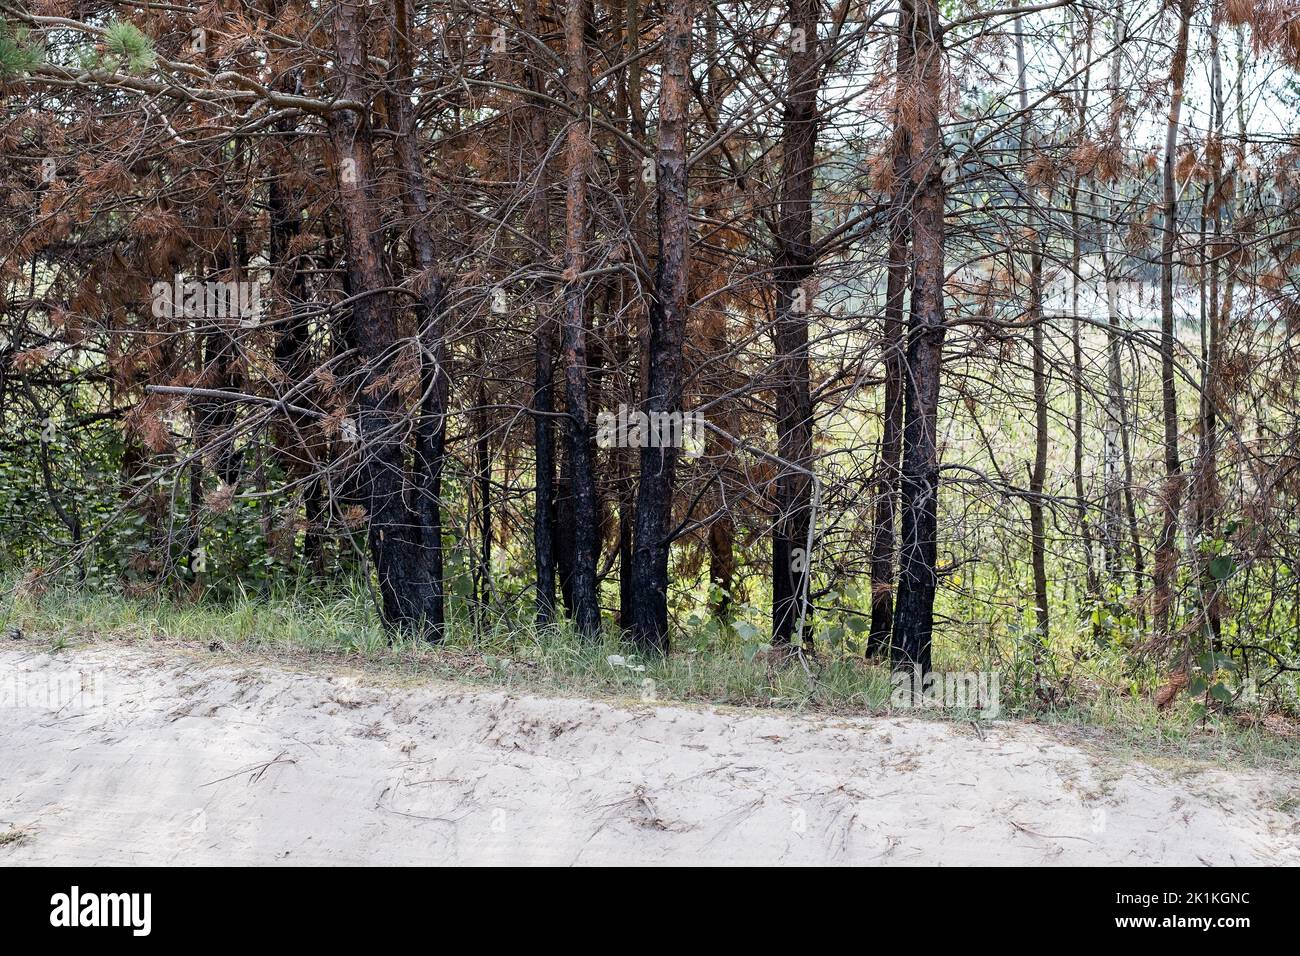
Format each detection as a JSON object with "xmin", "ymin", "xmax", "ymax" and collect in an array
[
  {"xmin": 1208, "ymin": 555, "xmax": 1235, "ymax": 581},
  {"xmin": 0, "ymin": 415, "xmax": 357, "ymax": 600},
  {"xmin": 0, "ymin": 18, "xmax": 40, "ymax": 78},
  {"xmin": 1186, "ymin": 650, "xmax": 1242, "ymax": 722},
  {"xmin": 101, "ymin": 20, "xmax": 155, "ymax": 75}
]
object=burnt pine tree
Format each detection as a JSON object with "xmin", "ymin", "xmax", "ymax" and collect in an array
[
  {"xmin": 771, "ymin": 0, "xmax": 821, "ymax": 649},
  {"xmin": 386, "ymin": 0, "xmax": 448, "ymax": 635},
  {"xmin": 561, "ymin": 0, "xmax": 602, "ymax": 639},
  {"xmin": 326, "ymin": 0, "xmax": 441, "ymax": 636},
  {"xmin": 524, "ymin": 0, "xmax": 559, "ymax": 629},
  {"xmin": 868, "ymin": 2, "xmax": 913, "ymax": 656},
  {"xmin": 891, "ymin": 0, "xmax": 947, "ymax": 673},
  {"xmin": 628, "ymin": 0, "xmax": 694, "ymax": 655}
]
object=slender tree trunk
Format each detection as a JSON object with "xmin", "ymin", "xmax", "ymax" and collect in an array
[
  {"xmin": 1016, "ymin": 6, "xmax": 1049, "ymax": 644},
  {"xmin": 771, "ymin": 0, "xmax": 820, "ymax": 649},
  {"xmin": 524, "ymin": 0, "xmax": 557, "ymax": 628},
  {"xmin": 1154, "ymin": 0, "xmax": 1192, "ymax": 640},
  {"xmin": 472, "ymin": 376, "xmax": 492, "ymax": 629},
  {"xmin": 561, "ymin": 0, "xmax": 602, "ymax": 638},
  {"xmin": 616, "ymin": 0, "xmax": 647, "ymax": 629},
  {"xmin": 1029, "ymin": 244, "xmax": 1050, "ymax": 641},
  {"xmin": 266, "ymin": 0, "xmax": 311, "ymax": 400},
  {"xmin": 702, "ymin": 3, "xmax": 736, "ymax": 624},
  {"xmin": 629, "ymin": 0, "xmax": 693, "ymax": 655},
  {"xmin": 1069, "ymin": 17, "xmax": 1098, "ymax": 600},
  {"xmin": 387, "ymin": 0, "xmax": 447, "ymax": 635},
  {"xmin": 266, "ymin": 85, "xmax": 322, "ymax": 573},
  {"xmin": 1069, "ymin": 229, "xmax": 1098, "ymax": 598},
  {"xmin": 1195, "ymin": 12, "xmax": 1225, "ymax": 650},
  {"xmin": 1100, "ymin": 2, "xmax": 1147, "ymax": 625},
  {"xmin": 1102, "ymin": 245, "xmax": 1147, "ymax": 605},
  {"xmin": 327, "ymin": 0, "xmax": 440, "ymax": 635},
  {"xmin": 868, "ymin": 4, "xmax": 912, "ymax": 657},
  {"xmin": 890, "ymin": 0, "xmax": 946, "ymax": 674}
]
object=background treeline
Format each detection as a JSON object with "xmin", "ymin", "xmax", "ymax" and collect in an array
[{"xmin": 2, "ymin": 0, "xmax": 1300, "ymax": 714}]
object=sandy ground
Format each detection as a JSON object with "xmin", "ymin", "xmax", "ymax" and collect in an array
[{"xmin": 2, "ymin": 641, "xmax": 1297, "ymax": 866}]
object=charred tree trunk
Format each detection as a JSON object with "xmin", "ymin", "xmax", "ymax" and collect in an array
[
  {"xmin": 525, "ymin": 0, "xmax": 558, "ymax": 628},
  {"xmin": 890, "ymin": 0, "xmax": 946, "ymax": 674},
  {"xmin": 702, "ymin": 2, "xmax": 736, "ymax": 624},
  {"xmin": 1154, "ymin": 0, "xmax": 1191, "ymax": 640},
  {"xmin": 770, "ymin": 0, "xmax": 820, "ymax": 649},
  {"xmin": 327, "ymin": 0, "xmax": 439, "ymax": 636},
  {"xmin": 868, "ymin": 5, "xmax": 912, "ymax": 657},
  {"xmin": 267, "ymin": 95, "xmax": 321, "ymax": 574},
  {"xmin": 628, "ymin": 0, "xmax": 693, "ymax": 655},
  {"xmin": 615, "ymin": 0, "xmax": 646, "ymax": 630},
  {"xmin": 1017, "ymin": 9, "xmax": 1049, "ymax": 645},
  {"xmin": 473, "ymin": 377, "xmax": 492, "ymax": 628},
  {"xmin": 1029, "ymin": 243, "xmax": 1050, "ymax": 642},
  {"xmin": 561, "ymin": 0, "xmax": 602, "ymax": 639},
  {"xmin": 388, "ymin": 0, "xmax": 448, "ymax": 635},
  {"xmin": 376, "ymin": 0, "xmax": 449, "ymax": 635}
]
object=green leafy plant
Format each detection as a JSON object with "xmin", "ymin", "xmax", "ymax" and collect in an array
[
  {"xmin": 1187, "ymin": 650, "xmax": 1238, "ymax": 722},
  {"xmin": 101, "ymin": 20, "xmax": 155, "ymax": 75},
  {"xmin": 0, "ymin": 18, "xmax": 41, "ymax": 78}
]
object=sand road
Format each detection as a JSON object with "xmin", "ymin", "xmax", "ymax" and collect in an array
[{"xmin": 2, "ymin": 642, "xmax": 1297, "ymax": 865}]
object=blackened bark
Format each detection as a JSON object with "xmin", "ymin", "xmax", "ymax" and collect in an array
[
  {"xmin": 535, "ymin": 334, "xmax": 559, "ymax": 626},
  {"xmin": 628, "ymin": 0, "xmax": 693, "ymax": 655},
  {"xmin": 868, "ymin": 7, "xmax": 912, "ymax": 656},
  {"xmin": 525, "ymin": 0, "xmax": 558, "ymax": 628},
  {"xmin": 473, "ymin": 377, "xmax": 492, "ymax": 627},
  {"xmin": 771, "ymin": 0, "xmax": 820, "ymax": 649},
  {"xmin": 388, "ymin": 0, "xmax": 448, "ymax": 634},
  {"xmin": 701, "ymin": 4, "xmax": 735, "ymax": 624},
  {"xmin": 264, "ymin": 6, "xmax": 317, "ymax": 572},
  {"xmin": 616, "ymin": 336, "xmax": 637, "ymax": 628},
  {"xmin": 868, "ymin": 222, "xmax": 907, "ymax": 654},
  {"xmin": 1017, "ymin": 9, "xmax": 1049, "ymax": 645},
  {"xmin": 266, "ymin": 4, "xmax": 310, "ymax": 389},
  {"xmin": 616, "ymin": 0, "xmax": 645, "ymax": 630},
  {"xmin": 562, "ymin": 0, "xmax": 602, "ymax": 639},
  {"xmin": 327, "ymin": 0, "xmax": 440, "ymax": 635},
  {"xmin": 1029, "ymin": 244, "xmax": 1050, "ymax": 641},
  {"xmin": 556, "ymin": 474, "xmax": 576, "ymax": 616},
  {"xmin": 891, "ymin": 0, "xmax": 946, "ymax": 674},
  {"xmin": 268, "ymin": 156, "xmax": 310, "ymax": 378},
  {"xmin": 303, "ymin": 476, "xmax": 325, "ymax": 574}
]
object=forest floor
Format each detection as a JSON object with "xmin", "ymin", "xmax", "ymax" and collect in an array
[{"xmin": 2, "ymin": 638, "xmax": 1298, "ymax": 865}]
